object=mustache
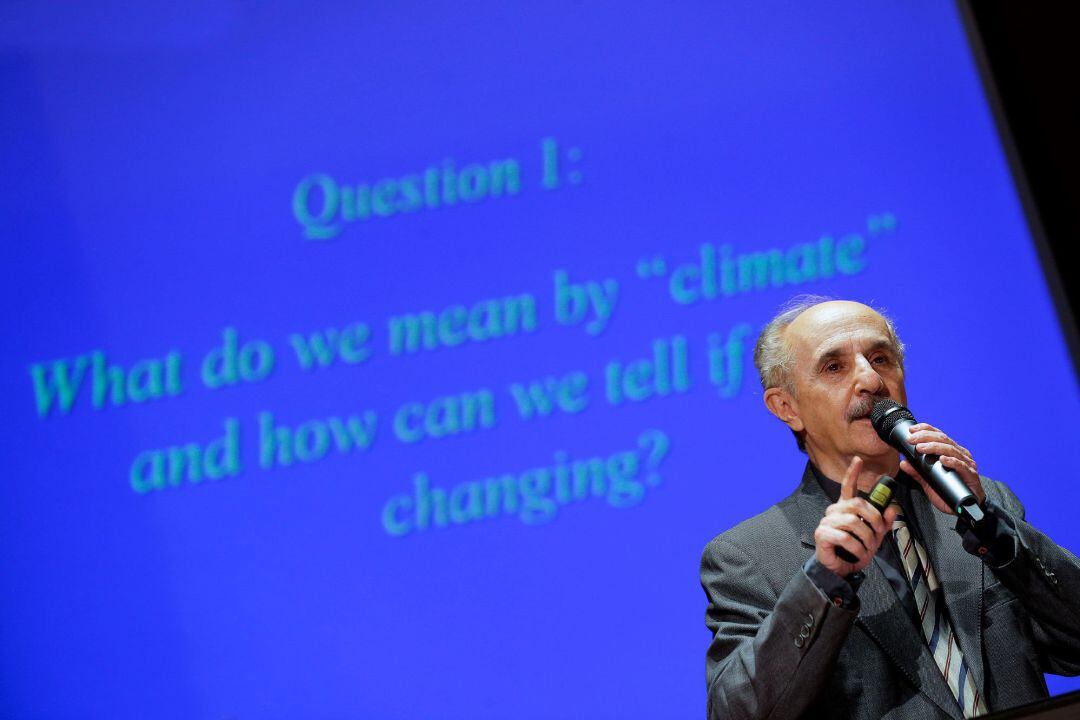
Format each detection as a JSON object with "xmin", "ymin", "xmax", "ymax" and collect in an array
[{"xmin": 847, "ymin": 393, "xmax": 889, "ymax": 421}]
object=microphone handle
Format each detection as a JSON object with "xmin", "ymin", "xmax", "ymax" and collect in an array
[{"xmin": 887, "ymin": 418, "xmax": 984, "ymax": 524}]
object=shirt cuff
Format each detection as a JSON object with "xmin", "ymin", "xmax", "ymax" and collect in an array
[
  {"xmin": 803, "ymin": 556, "xmax": 864, "ymax": 610},
  {"xmin": 954, "ymin": 499, "xmax": 1018, "ymax": 567}
]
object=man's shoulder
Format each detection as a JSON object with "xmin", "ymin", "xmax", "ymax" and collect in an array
[
  {"xmin": 700, "ymin": 487, "xmax": 809, "ymax": 568},
  {"xmin": 977, "ymin": 475, "xmax": 1026, "ymax": 522}
]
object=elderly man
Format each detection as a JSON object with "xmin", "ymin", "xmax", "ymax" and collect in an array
[{"xmin": 700, "ymin": 297, "xmax": 1080, "ymax": 719}]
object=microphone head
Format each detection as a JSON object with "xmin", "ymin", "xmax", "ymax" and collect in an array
[{"xmin": 869, "ymin": 397, "xmax": 916, "ymax": 441}]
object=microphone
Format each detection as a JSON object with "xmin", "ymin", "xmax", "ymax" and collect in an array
[
  {"xmin": 869, "ymin": 398, "xmax": 984, "ymax": 525},
  {"xmin": 835, "ymin": 474, "xmax": 897, "ymax": 564}
]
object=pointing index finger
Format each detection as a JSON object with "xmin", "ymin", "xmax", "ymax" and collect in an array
[{"xmin": 841, "ymin": 456, "xmax": 862, "ymax": 501}]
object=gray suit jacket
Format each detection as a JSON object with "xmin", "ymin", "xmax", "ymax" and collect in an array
[{"xmin": 700, "ymin": 464, "xmax": 1080, "ymax": 719}]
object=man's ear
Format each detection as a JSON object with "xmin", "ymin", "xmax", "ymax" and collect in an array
[{"xmin": 764, "ymin": 387, "xmax": 804, "ymax": 433}]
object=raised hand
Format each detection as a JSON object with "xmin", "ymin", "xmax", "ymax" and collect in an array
[
  {"xmin": 900, "ymin": 423, "xmax": 986, "ymax": 514},
  {"xmin": 815, "ymin": 456, "xmax": 899, "ymax": 576}
]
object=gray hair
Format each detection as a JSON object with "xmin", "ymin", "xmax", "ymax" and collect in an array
[{"xmin": 754, "ymin": 295, "xmax": 906, "ymax": 451}]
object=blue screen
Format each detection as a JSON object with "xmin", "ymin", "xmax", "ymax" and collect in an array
[{"xmin": 3, "ymin": 2, "xmax": 1078, "ymax": 717}]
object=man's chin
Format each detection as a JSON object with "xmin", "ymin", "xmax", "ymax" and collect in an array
[{"xmin": 851, "ymin": 419, "xmax": 894, "ymax": 456}]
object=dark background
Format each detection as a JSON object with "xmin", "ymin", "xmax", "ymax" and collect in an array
[{"xmin": 964, "ymin": 1, "xmax": 1080, "ymax": 358}]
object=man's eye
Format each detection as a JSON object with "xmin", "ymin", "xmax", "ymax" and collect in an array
[
  {"xmin": 871, "ymin": 355, "xmax": 889, "ymax": 365},
  {"xmin": 824, "ymin": 362, "xmax": 840, "ymax": 372}
]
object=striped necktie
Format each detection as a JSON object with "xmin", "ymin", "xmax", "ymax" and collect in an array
[{"xmin": 891, "ymin": 502, "xmax": 988, "ymax": 718}]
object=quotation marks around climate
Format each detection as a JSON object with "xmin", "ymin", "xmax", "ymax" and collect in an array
[
  {"xmin": 867, "ymin": 212, "xmax": 897, "ymax": 236},
  {"xmin": 635, "ymin": 256, "xmax": 667, "ymax": 280},
  {"xmin": 633, "ymin": 211, "xmax": 895, "ymax": 307}
]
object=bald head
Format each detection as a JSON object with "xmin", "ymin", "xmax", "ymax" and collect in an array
[
  {"xmin": 755, "ymin": 297, "xmax": 905, "ymax": 395},
  {"xmin": 788, "ymin": 300, "xmax": 887, "ymax": 335}
]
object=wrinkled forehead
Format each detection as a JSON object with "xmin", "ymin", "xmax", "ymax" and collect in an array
[{"xmin": 784, "ymin": 302, "xmax": 893, "ymax": 365}]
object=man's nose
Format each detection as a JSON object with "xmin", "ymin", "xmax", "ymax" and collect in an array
[{"xmin": 853, "ymin": 355, "xmax": 885, "ymax": 394}]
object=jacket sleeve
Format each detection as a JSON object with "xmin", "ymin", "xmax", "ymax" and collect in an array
[
  {"xmin": 700, "ymin": 536, "xmax": 857, "ymax": 720},
  {"xmin": 982, "ymin": 479, "xmax": 1080, "ymax": 676}
]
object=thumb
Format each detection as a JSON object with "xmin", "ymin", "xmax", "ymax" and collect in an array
[{"xmin": 882, "ymin": 502, "xmax": 899, "ymax": 532}]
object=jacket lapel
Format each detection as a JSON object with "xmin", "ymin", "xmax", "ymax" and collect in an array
[
  {"xmin": 855, "ymin": 561, "xmax": 964, "ymax": 719},
  {"xmin": 791, "ymin": 464, "xmax": 965, "ymax": 719},
  {"xmin": 791, "ymin": 464, "xmax": 831, "ymax": 548}
]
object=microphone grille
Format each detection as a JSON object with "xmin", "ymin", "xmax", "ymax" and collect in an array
[{"xmin": 870, "ymin": 398, "xmax": 915, "ymax": 438}]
